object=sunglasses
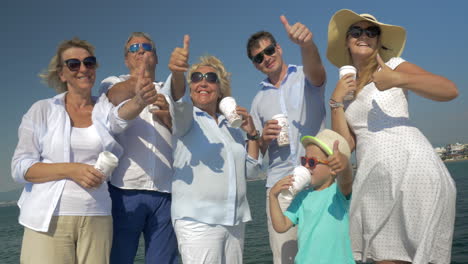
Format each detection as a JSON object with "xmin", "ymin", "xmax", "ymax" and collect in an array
[
  {"xmin": 190, "ymin": 72, "xmax": 219, "ymax": 84},
  {"xmin": 300, "ymin": 156, "xmax": 329, "ymax": 169},
  {"xmin": 252, "ymin": 44, "xmax": 276, "ymax": 64},
  {"xmin": 347, "ymin": 26, "xmax": 381, "ymax": 39},
  {"xmin": 64, "ymin": 56, "xmax": 97, "ymax": 72},
  {"xmin": 128, "ymin": 43, "xmax": 153, "ymax": 53}
]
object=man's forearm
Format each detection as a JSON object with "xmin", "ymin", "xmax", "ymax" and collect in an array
[
  {"xmin": 301, "ymin": 41, "xmax": 326, "ymax": 87},
  {"xmin": 107, "ymin": 79, "xmax": 137, "ymax": 106}
]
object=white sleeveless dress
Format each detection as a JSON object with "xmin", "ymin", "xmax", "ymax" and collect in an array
[{"xmin": 345, "ymin": 57, "xmax": 456, "ymax": 264}]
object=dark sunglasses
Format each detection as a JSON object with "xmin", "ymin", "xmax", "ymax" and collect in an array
[
  {"xmin": 64, "ymin": 56, "xmax": 97, "ymax": 72},
  {"xmin": 128, "ymin": 43, "xmax": 153, "ymax": 53},
  {"xmin": 252, "ymin": 44, "xmax": 276, "ymax": 64},
  {"xmin": 347, "ymin": 26, "xmax": 381, "ymax": 39},
  {"xmin": 190, "ymin": 72, "xmax": 219, "ymax": 84},
  {"xmin": 300, "ymin": 156, "xmax": 329, "ymax": 169}
]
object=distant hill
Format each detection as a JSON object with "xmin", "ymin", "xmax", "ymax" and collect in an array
[{"xmin": 0, "ymin": 188, "xmax": 22, "ymax": 202}]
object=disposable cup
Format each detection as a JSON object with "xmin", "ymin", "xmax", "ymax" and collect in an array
[
  {"xmin": 219, "ymin": 97, "xmax": 243, "ymax": 128},
  {"xmin": 94, "ymin": 151, "xmax": 119, "ymax": 179},
  {"xmin": 280, "ymin": 166, "xmax": 312, "ymax": 200},
  {"xmin": 272, "ymin": 114, "xmax": 289, "ymax": 146},
  {"xmin": 339, "ymin": 65, "xmax": 357, "ymax": 101},
  {"xmin": 148, "ymin": 104, "xmax": 160, "ymax": 112}
]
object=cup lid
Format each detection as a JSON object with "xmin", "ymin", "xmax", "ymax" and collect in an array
[
  {"xmin": 339, "ymin": 65, "xmax": 357, "ymax": 71},
  {"xmin": 272, "ymin": 114, "xmax": 287, "ymax": 119}
]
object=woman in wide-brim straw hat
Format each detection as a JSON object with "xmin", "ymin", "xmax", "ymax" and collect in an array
[{"xmin": 327, "ymin": 9, "xmax": 458, "ymax": 264}]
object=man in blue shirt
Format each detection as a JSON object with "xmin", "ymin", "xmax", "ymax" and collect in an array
[{"xmin": 247, "ymin": 15, "xmax": 327, "ymax": 263}]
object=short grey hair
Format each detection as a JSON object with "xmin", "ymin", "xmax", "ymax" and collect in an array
[{"xmin": 124, "ymin": 32, "xmax": 156, "ymax": 57}]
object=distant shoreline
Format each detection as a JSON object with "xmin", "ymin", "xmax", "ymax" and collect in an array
[{"xmin": 444, "ymin": 158, "xmax": 468, "ymax": 163}]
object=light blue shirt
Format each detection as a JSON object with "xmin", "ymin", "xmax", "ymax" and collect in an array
[
  {"xmin": 284, "ymin": 183, "xmax": 354, "ymax": 264},
  {"xmin": 250, "ymin": 65, "xmax": 326, "ymax": 188},
  {"xmin": 164, "ymin": 79, "xmax": 262, "ymax": 226},
  {"xmin": 11, "ymin": 93, "xmax": 129, "ymax": 232}
]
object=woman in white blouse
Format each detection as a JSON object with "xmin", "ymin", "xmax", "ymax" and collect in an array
[
  {"xmin": 11, "ymin": 38, "xmax": 157, "ymax": 264},
  {"xmin": 167, "ymin": 37, "xmax": 262, "ymax": 263}
]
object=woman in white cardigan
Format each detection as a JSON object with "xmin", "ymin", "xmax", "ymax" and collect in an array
[{"xmin": 11, "ymin": 38, "xmax": 157, "ymax": 264}]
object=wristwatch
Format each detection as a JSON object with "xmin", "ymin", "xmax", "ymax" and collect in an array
[
  {"xmin": 247, "ymin": 130, "xmax": 260, "ymax": 141},
  {"xmin": 329, "ymin": 99, "xmax": 344, "ymax": 108}
]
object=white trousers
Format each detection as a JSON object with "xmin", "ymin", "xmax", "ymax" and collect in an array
[
  {"xmin": 174, "ymin": 219, "xmax": 245, "ymax": 264},
  {"xmin": 266, "ymin": 188, "xmax": 298, "ymax": 264}
]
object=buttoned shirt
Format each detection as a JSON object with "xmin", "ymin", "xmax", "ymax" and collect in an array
[
  {"xmin": 11, "ymin": 93, "xmax": 128, "ymax": 232},
  {"xmin": 250, "ymin": 65, "xmax": 326, "ymax": 188},
  {"xmin": 166, "ymin": 79, "xmax": 262, "ymax": 226},
  {"xmin": 99, "ymin": 75, "xmax": 173, "ymax": 192}
]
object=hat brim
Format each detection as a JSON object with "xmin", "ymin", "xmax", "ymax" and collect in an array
[
  {"xmin": 301, "ymin": 136, "xmax": 334, "ymax": 156},
  {"xmin": 326, "ymin": 9, "xmax": 407, "ymax": 68}
]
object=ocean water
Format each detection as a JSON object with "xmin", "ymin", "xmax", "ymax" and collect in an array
[{"xmin": 1, "ymin": 161, "xmax": 467, "ymax": 263}]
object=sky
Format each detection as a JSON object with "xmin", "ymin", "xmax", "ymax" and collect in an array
[{"xmin": 1, "ymin": 0, "xmax": 467, "ymax": 192}]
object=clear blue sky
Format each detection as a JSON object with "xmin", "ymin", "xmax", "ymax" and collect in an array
[{"xmin": 1, "ymin": 0, "xmax": 467, "ymax": 192}]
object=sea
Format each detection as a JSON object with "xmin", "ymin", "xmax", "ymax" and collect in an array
[{"xmin": 1, "ymin": 160, "xmax": 467, "ymax": 263}]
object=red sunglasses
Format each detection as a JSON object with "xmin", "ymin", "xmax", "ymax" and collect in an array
[{"xmin": 300, "ymin": 156, "xmax": 329, "ymax": 169}]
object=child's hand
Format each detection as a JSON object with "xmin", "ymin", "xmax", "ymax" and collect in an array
[
  {"xmin": 328, "ymin": 140, "xmax": 349, "ymax": 176},
  {"xmin": 270, "ymin": 175, "xmax": 294, "ymax": 197}
]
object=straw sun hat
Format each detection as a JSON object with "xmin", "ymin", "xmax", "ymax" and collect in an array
[
  {"xmin": 301, "ymin": 129, "xmax": 351, "ymax": 159},
  {"xmin": 326, "ymin": 9, "xmax": 407, "ymax": 68}
]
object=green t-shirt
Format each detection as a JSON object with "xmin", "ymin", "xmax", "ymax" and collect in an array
[{"xmin": 284, "ymin": 183, "xmax": 354, "ymax": 264}]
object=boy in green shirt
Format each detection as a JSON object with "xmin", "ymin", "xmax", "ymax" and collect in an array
[{"xmin": 269, "ymin": 129, "xmax": 354, "ymax": 263}]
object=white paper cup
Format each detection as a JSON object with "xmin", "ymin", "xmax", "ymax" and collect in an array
[
  {"xmin": 272, "ymin": 114, "xmax": 289, "ymax": 147},
  {"xmin": 148, "ymin": 104, "xmax": 160, "ymax": 112},
  {"xmin": 339, "ymin": 65, "xmax": 357, "ymax": 101},
  {"xmin": 94, "ymin": 151, "xmax": 119, "ymax": 179},
  {"xmin": 280, "ymin": 166, "xmax": 312, "ymax": 200},
  {"xmin": 219, "ymin": 97, "xmax": 243, "ymax": 128}
]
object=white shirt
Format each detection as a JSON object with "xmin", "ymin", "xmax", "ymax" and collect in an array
[
  {"xmin": 11, "ymin": 92, "xmax": 128, "ymax": 232},
  {"xmin": 99, "ymin": 75, "xmax": 173, "ymax": 192},
  {"xmin": 53, "ymin": 125, "xmax": 111, "ymax": 216},
  {"xmin": 166, "ymin": 77, "xmax": 262, "ymax": 226}
]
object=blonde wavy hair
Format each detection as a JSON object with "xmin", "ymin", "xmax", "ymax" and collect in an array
[
  {"xmin": 39, "ymin": 38, "xmax": 97, "ymax": 93},
  {"xmin": 187, "ymin": 55, "xmax": 231, "ymax": 113}
]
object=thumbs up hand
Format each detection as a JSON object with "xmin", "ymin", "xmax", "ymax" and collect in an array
[
  {"xmin": 327, "ymin": 140, "xmax": 349, "ymax": 176},
  {"xmin": 135, "ymin": 53, "xmax": 157, "ymax": 107},
  {"xmin": 169, "ymin": 34, "xmax": 190, "ymax": 74},
  {"xmin": 280, "ymin": 15, "xmax": 313, "ymax": 47},
  {"xmin": 372, "ymin": 54, "xmax": 402, "ymax": 91}
]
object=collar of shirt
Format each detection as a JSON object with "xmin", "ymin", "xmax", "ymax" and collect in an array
[
  {"xmin": 259, "ymin": 64, "xmax": 298, "ymax": 90},
  {"xmin": 194, "ymin": 106, "xmax": 229, "ymax": 128}
]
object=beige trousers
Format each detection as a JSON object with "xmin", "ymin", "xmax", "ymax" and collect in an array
[
  {"xmin": 266, "ymin": 188, "xmax": 298, "ymax": 264},
  {"xmin": 20, "ymin": 215, "xmax": 112, "ymax": 264}
]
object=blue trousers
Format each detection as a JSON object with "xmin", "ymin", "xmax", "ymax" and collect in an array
[{"xmin": 108, "ymin": 184, "xmax": 178, "ymax": 264}]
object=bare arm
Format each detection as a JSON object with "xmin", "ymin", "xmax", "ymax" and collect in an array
[
  {"xmin": 269, "ymin": 176, "xmax": 295, "ymax": 233},
  {"xmin": 330, "ymin": 107, "xmax": 356, "ymax": 152},
  {"xmin": 25, "ymin": 163, "xmax": 104, "ymax": 189},
  {"xmin": 280, "ymin": 15, "xmax": 325, "ymax": 86},
  {"xmin": 328, "ymin": 140, "xmax": 353, "ymax": 196},
  {"xmin": 301, "ymin": 42, "xmax": 326, "ymax": 87},
  {"xmin": 117, "ymin": 65, "xmax": 159, "ymax": 120},
  {"xmin": 330, "ymin": 74, "xmax": 357, "ymax": 151},
  {"xmin": 373, "ymin": 55, "xmax": 458, "ymax": 101},
  {"xmin": 169, "ymin": 35, "xmax": 190, "ymax": 101},
  {"xmin": 106, "ymin": 78, "xmax": 138, "ymax": 106},
  {"xmin": 236, "ymin": 106, "xmax": 260, "ymax": 160}
]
